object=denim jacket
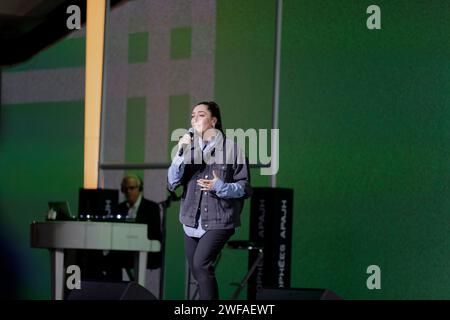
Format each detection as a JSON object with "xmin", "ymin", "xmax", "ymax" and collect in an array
[{"xmin": 167, "ymin": 136, "xmax": 252, "ymax": 230}]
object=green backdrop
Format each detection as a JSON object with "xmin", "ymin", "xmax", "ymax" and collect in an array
[{"xmin": 278, "ymin": 0, "xmax": 450, "ymax": 299}]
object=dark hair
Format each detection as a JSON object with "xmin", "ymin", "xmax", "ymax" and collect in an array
[{"xmin": 195, "ymin": 101, "xmax": 224, "ymax": 134}]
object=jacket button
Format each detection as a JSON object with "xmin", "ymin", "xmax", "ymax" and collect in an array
[
  {"xmin": 204, "ymin": 224, "xmax": 208, "ymax": 228},
  {"xmin": 205, "ymin": 175, "xmax": 208, "ymax": 179},
  {"xmin": 204, "ymin": 208, "xmax": 207, "ymax": 212},
  {"xmin": 204, "ymin": 191, "xmax": 208, "ymax": 195}
]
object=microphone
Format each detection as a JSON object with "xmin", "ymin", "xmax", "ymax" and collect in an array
[{"xmin": 178, "ymin": 128, "xmax": 194, "ymax": 156}]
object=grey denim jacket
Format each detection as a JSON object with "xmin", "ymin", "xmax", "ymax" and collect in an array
[{"xmin": 167, "ymin": 137, "xmax": 252, "ymax": 230}]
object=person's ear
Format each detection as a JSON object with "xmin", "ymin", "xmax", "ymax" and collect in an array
[{"xmin": 212, "ymin": 117, "xmax": 217, "ymax": 127}]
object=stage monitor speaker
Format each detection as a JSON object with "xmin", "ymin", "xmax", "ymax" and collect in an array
[
  {"xmin": 256, "ymin": 287, "xmax": 342, "ymax": 300},
  {"xmin": 66, "ymin": 281, "xmax": 157, "ymax": 300}
]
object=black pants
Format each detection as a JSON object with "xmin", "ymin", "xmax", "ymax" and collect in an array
[{"xmin": 184, "ymin": 229, "xmax": 235, "ymax": 300}]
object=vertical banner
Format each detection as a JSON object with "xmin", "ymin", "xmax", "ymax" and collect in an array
[{"xmin": 248, "ymin": 187, "xmax": 293, "ymax": 300}]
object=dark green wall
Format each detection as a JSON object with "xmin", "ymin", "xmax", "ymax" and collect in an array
[{"xmin": 278, "ymin": 0, "xmax": 450, "ymax": 298}]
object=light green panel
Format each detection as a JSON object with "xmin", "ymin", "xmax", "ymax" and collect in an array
[
  {"xmin": 128, "ymin": 32, "xmax": 149, "ymax": 63},
  {"xmin": 214, "ymin": 0, "xmax": 276, "ymax": 300}
]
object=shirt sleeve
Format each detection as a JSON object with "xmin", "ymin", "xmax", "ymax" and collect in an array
[
  {"xmin": 212, "ymin": 178, "xmax": 246, "ymax": 199},
  {"xmin": 167, "ymin": 154, "xmax": 185, "ymax": 192}
]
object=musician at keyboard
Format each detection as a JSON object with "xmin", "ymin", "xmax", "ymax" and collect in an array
[{"xmin": 78, "ymin": 174, "xmax": 162, "ymax": 281}]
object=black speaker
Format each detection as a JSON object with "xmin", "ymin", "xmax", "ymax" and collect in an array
[
  {"xmin": 248, "ymin": 188, "xmax": 294, "ymax": 300},
  {"xmin": 256, "ymin": 288, "xmax": 342, "ymax": 300},
  {"xmin": 66, "ymin": 281, "xmax": 157, "ymax": 300}
]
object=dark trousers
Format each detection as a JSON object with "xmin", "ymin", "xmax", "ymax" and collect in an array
[{"xmin": 184, "ymin": 229, "xmax": 235, "ymax": 300}]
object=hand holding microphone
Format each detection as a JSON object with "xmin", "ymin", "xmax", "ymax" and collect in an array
[{"xmin": 178, "ymin": 128, "xmax": 194, "ymax": 156}]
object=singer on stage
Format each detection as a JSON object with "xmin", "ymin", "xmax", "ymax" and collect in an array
[{"xmin": 167, "ymin": 101, "xmax": 252, "ymax": 300}]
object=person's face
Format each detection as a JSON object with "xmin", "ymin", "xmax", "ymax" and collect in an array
[
  {"xmin": 191, "ymin": 104, "xmax": 217, "ymax": 134},
  {"xmin": 122, "ymin": 177, "xmax": 141, "ymax": 205}
]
